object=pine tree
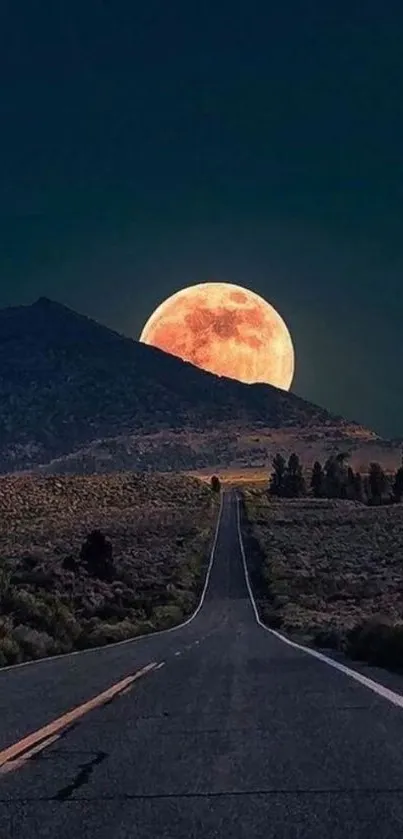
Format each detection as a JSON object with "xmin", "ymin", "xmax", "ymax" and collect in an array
[
  {"xmin": 80, "ymin": 530, "xmax": 114, "ymax": 581},
  {"xmin": 337, "ymin": 452, "xmax": 350, "ymax": 498},
  {"xmin": 324, "ymin": 452, "xmax": 350, "ymax": 498},
  {"xmin": 269, "ymin": 453, "xmax": 286, "ymax": 497},
  {"xmin": 393, "ymin": 466, "xmax": 403, "ymax": 503},
  {"xmin": 353, "ymin": 471, "xmax": 364, "ymax": 503},
  {"xmin": 284, "ymin": 453, "xmax": 306, "ymax": 497},
  {"xmin": 310, "ymin": 461, "xmax": 324, "ymax": 498},
  {"xmin": 210, "ymin": 475, "xmax": 221, "ymax": 493},
  {"xmin": 346, "ymin": 466, "xmax": 356, "ymax": 500},
  {"xmin": 324, "ymin": 456, "xmax": 341, "ymax": 498},
  {"xmin": 368, "ymin": 462, "xmax": 387, "ymax": 505}
]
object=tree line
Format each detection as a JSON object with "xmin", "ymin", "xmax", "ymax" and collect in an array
[{"xmin": 269, "ymin": 452, "xmax": 403, "ymax": 506}]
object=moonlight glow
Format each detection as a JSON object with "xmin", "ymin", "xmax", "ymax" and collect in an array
[{"xmin": 139, "ymin": 282, "xmax": 295, "ymax": 391}]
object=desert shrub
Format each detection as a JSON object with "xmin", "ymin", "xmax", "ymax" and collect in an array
[
  {"xmin": 346, "ymin": 622, "xmax": 403, "ymax": 670},
  {"xmin": 313, "ymin": 627, "xmax": 346, "ymax": 651},
  {"xmin": 94, "ymin": 601, "xmax": 129, "ymax": 622},
  {"xmin": 117, "ymin": 586, "xmax": 141, "ymax": 609},
  {"xmin": 80, "ymin": 530, "xmax": 115, "ymax": 581},
  {"xmin": 260, "ymin": 605, "xmax": 284, "ymax": 629},
  {"xmin": 1, "ymin": 589, "xmax": 79, "ymax": 649},
  {"xmin": 171, "ymin": 588, "xmax": 196, "ymax": 614},
  {"xmin": 153, "ymin": 604, "xmax": 184, "ymax": 628},
  {"xmin": 62, "ymin": 555, "xmax": 79, "ymax": 572},
  {"xmin": 242, "ymin": 490, "xmax": 403, "ymax": 672},
  {"xmin": 9, "ymin": 564, "xmax": 55, "ymax": 589},
  {"xmin": 1, "ymin": 589, "xmax": 48, "ymax": 626},
  {"xmin": 42, "ymin": 599, "xmax": 80, "ymax": 648},
  {"xmin": 0, "ymin": 636, "xmax": 21, "ymax": 666},
  {"xmin": 0, "ymin": 472, "xmax": 216, "ymax": 664},
  {"xmin": 134, "ymin": 619, "xmax": 156, "ymax": 635},
  {"xmin": 11, "ymin": 625, "xmax": 55, "ymax": 659},
  {"xmin": 0, "ymin": 617, "xmax": 13, "ymax": 638},
  {"xmin": 81, "ymin": 619, "xmax": 136, "ymax": 648}
]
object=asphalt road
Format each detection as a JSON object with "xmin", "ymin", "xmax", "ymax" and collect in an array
[{"xmin": 2, "ymin": 491, "xmax": 403, "ymax": 837}]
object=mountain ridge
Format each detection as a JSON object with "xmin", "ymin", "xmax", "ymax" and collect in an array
[{"xmin": 0, "ymin": 298, "xmax": 376, "ymax": 474}]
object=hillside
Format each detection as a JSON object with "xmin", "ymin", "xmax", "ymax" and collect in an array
[
  {"xmin": 241, "ymin": 489, "xmax": 403, "ymax": 672},
  {"xmin": 0, "ymin": 472, "xmax": 218, "ymax": 663},
  {"xmin": 0, "ymin": 298, "xmax": 373, "ymax": 474}
]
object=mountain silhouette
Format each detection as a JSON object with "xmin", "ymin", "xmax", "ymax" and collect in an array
[{"xmin": 0, "ymin": 298, "xmax": 371, "ymax": 473}]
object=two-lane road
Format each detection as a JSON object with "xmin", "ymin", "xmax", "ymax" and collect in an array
[{"xmin": 2, "ymin": 491, "xmax": 403, "ymax": 837}]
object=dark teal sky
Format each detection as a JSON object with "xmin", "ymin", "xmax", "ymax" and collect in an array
[{"xmin": 1, "ymin": 1, "xmax": 403, "ymax": 436}]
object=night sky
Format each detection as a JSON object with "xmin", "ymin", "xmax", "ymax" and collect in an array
[{"xmin": 1, "ymin": 1, "xmax": 403, "ymax": 437}]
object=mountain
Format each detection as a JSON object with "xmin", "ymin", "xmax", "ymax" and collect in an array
[{"xmin": 0, "ymin": 298, "xmax": 376, "ymax": 474}]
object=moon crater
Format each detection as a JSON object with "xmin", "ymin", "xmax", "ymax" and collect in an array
[{"xmin": 140, "ymin": 281, "xmax": 295, "ymax": 391}]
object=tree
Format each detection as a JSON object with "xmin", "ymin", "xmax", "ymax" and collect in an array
[
  {"xmin": 210, "ymin": 475, "xmax": 221, "ymax": 493},
  {"xmin": 368, "ymin": 462, "xmax": 387, "ymax": 505},
  {"xmin": 323, "ymin": 456, "xmax": 342, "ymax": 498},
  {"xmin": 269, "ymin": 453, "xmax": 286, "ymax": 497},
  {"xmin": 353, "ymin": 471, "xmax": 365, "ymax": 503},
  {"xmin": 393, "ymin": 466, "xmax": 403, "ymax": 503},
  {"xmin": 363, "ymin": 474, "xmax": 371, "ymax": 503},
  {"xmin": 336, "ymin": 451, "xmax": 350, "ymax": 466},
  {"xmin": 337, "ymin": 452, "xmax": 350, "ymax": 498},
  {"xmin": 322, "ymin": 452, "xmax": 350, "ymax": 498},
  {"xmin": 80, "ymin": 530, "xmax": 114, "ymax": 581},
  {"xmin": 284, "ymin": 453, "xmax": 306, "ymax": 497},
  {"xmin": 310, "ymin": 461, "xmax": 324, "ymax": 498},
  {"xmin": 346, "ymin": 466, "xmax": 356, "ymax": 500}
]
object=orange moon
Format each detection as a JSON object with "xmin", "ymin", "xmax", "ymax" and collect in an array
[{"xmin": 139, "ymin": 282, "xmax": 295, "ymax": 391}]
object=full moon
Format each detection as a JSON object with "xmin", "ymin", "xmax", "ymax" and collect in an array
[{"xmin": 139, "ymin": 282, "xmax": 295, "ymax": 391}]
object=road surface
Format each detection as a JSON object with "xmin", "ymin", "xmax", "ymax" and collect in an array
[{"xmin": 2, "ymin": 491, "xmax": 403, "ymax": 837}]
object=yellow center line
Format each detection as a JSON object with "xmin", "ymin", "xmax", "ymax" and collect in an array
[
  {"xmin": 0, "ymin": 661, "xmax": 158, "ymax": 770},
  {"xmin": 0, "ymin": 733, "xmax": 62, "ymax": 776}
]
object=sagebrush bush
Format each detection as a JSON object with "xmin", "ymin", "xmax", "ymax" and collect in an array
[
  {"xmin": 0, "ymin": 636, "xmax": 21, "ymax": 666},
  {"xmin": 153, "ymin": 604, "xmax": 184, "ymax": 628},
  {"xmin": 81, "ymin": 619, "xmax": 137, "ymax": 648},
  {"xmin": 0, "ymin": 473, "xmax": 217, "ymax": 665},
  {"xmin": 346, "ymin": 622, "xmax": 403, "ymax": 669},
  {"xmin": 12, "ymin": 625, "xmax": 55, "ymax": 659},
  {"xmin": 242, "ymin": 491, "xmax": 403, "ymax": 673}
]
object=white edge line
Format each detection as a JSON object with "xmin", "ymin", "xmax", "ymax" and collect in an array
[
  {"xmin": 236, "ymin": 493, "xmax": 403, "ymax": 712},
  {"xmin": 0, "ymin": 493, "xmax": 224, "ymax": 674}
]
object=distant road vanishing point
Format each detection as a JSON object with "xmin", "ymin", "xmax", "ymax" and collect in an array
[{"xmin": 1, "ymin": 492, "xmax": 403, "ymax": 837}]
